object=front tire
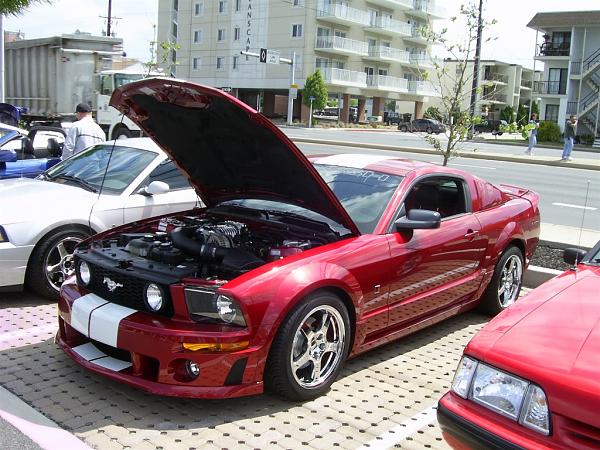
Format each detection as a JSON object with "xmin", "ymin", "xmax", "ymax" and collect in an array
[
  {"xmin": 399, "ymin": 125, "xmax": 408, "ymax": 132},
  {"xmin": 26, "ymin": 228, "xmax": 90, "ymax": 299},
  {"xmin": 426, "ymin": 127, "xmax": 433, "ymax": 134},
  {"xmin": 478, "ymin": 246, "xmax": 524, "ymax": 316},
  {"xmin": 265, "ymin": 292, "xmax": 351, "ymax": 401}
]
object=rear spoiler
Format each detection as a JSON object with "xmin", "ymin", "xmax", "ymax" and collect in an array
[{"xmin": 499, "ymin": 183, "xmax": 530, "ymax": 198}]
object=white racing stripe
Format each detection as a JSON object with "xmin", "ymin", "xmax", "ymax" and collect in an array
[
  {"xmin": 313, "ymin": 153, "xmax": 397, "ymax": 169},
  {"xmin": 72, "ymin": 342, "xmax": 132, "ymax": 372},
  {"xmin": 552, "ymin": 202, "xmax": 597, "ymax": 211},
  {"xmin": 70, "ymin": 293, "xmax": 108, "ymax": 337},
  {"xmin": 357, "ymin": 405, "xmax": 437, "ymax": 450}
]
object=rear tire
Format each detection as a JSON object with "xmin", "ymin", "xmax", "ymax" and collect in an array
[
  {"xmin": 265, "ymin": 292, "xmax": 351, "ymax": 401},
  {"xmin": 478, "ymin": 246, "xmax": 524, "ymax": 316},
  {"xmin": 426, "ymin": 127, "xmax": 433, "ymax": 134},
  {"xmin": 26, "ymin": 227, "xmax": 90, "ymax": 300},
  {"xmin": 399, "ymin": 125, "xmax": 408, "ymax": 132}
]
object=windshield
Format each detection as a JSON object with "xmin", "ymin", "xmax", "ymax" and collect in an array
[
  {"xmin": 45, "ymin": 144, "xmax": 156, "ymax": 194},
  {"xmin": 114, "ymin": 73, "xmax": 145, "ymax": 89},
  {"xmin": 588, "ymin": 244, "xmax": 600, "ymax": 265},
  {"xmin": 315, "ymin": 164, "xmax": 402, "ymax": 233}
]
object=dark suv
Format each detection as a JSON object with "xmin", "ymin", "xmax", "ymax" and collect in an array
[
  {"xmin": 473, "ymin": 119, "xmax": 507, "ymax": 135},
  {"xmin": 398, "ymin": 118, "xmax": 446, "ymax": 134}
]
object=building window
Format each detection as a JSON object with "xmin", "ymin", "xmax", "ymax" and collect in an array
[
  {"xmin": 545, "ymin": 104, "xmax": 559, "ymax": 122},
  {"xmin": 292, "ymin": 24, "xmax": 303, "ymax": 38},
  {"xmin": 234, "ymin": 27, "xmax": 241, "ymax": 41},
  {"xmin": 194, "ymin": 2, "xmax": 203, "ymax": 16},
  {"xmin": 293, "ymin": 0, "xmax": 304, "ymax": 5},
  {"xmin": 218, "ymin": 0, "xmax": 226, "ymax": 13},
  {"xmin": 235, "ymin": 0, "xmax": 241, "ymax": 12},
  {"xmin": 193, "ymin": 30, "xmax": 202, "ymax": 43},
  {"xmin": 173, "ymin": 0, "xmax": 178, "ymax": 11},
  {"xmin": 217, "ymin": 56, "xmax": 224, "ymax": 69},
  {"xmin": 192, "ymin": 57, "xmax": 201, "ymax": 70},
  {"xmin": 171, "ymin": 22, "xmax": 178, "ymax": 39},
  {"xmin": 217, "ymin": 29, "xmax": 226, "ymax": 42},
  {"xmin": 233, "ymin": 56, "xmax": 239, "ymax": 70}
]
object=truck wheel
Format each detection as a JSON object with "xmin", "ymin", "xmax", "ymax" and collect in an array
[
  {"xmin": 112, "ymin": 127, "xmax": 132, "ymax": 140},
  {"xmin": 399, "ymin": 125, "xmax": 408, "ymax": 132},
  {"xmin": 478, "ymin": 246, "xmax": 524, "ymax": 316},
  {"xmin": 265, "ymin": 292, "xmax": 351, "ymax": 400},
  {"xmin": 26, "ymin": 227, "xmax": 90, "ymax": 300}
]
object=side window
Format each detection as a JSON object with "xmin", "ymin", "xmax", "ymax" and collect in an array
[
  {"xmin": 145, "ymin": 160, "xmax": 191, "ymax": 191},
  {"xmin": 403, "ymin": 177, "xmax": 469, "ymax": 219}
]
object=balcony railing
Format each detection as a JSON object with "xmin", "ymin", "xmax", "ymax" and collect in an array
[
  {"xmin": 409, "ymin": 53, "xmax": 434, "ymax": 67},
  {"xmin": 484, "ymin": 72, "xmax": 508, "ymax": 84},
  {"xmin": 536, "ymin": 42, "xmax": 570, "ymax": 57},
  {"xmin": 369, "ymin": 16, "xmax": 412, "ymax": 36},
  {"xmin": 321, "ymin": 68, "xmax": 367, "ymax": 87},
  {"xmin": 534, "ymin": 81, "xmax": 567, "ymax": 95},
  {"xmin": 367, "ymin": 74, "xmax": 409, "ymax": 92},
  {"xmin": 315, "ymin": 36, "xmax": 369, "ymax": 55},
  {"xmin": 366, "ymin": 0, "xmax": 413, "ymax": 9},
  {"xmin": 408, "ymin": 80, "xmax": 438, "ymax": 96},
  {"xmin": 411, "ymin": 0, "xmax": 446, "ymax": 18},
  {"xmin": 571, "ymin": 61, "xmax": 582, "ymax": 76},
  {"xmin": 316, "ymin": 3, "xmax": 369, "ymax": 26},
  {"xmin": 369, "ymin": 46, "xmax": 411, "ymax": 63},
  {"xmin": 520, "ymin": 79, "xmax": 533, "ymax": 89},
  {"xmin": 567, "ymin": 101, "xmax": 578, "ymax": 115},
  {"xmin": 486, "ymin": 93, "xmax": 507, "ymax": 103}
]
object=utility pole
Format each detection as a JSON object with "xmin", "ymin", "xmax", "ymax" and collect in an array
[
  {"xmin": 100, "ymin": 0, "xmax": 121, "ymax": 37},
  {"xmin": 469, "ymin": 0, "xmax": 484, "ymax": 118},
  {"xmin": 0, "ymin": 15, "xmax": 4, "ymax": 103}
]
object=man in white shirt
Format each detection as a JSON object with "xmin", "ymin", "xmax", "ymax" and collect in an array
[{"xmin": 62, "ymin": 103, "xmax": 106, "ymax": 160}]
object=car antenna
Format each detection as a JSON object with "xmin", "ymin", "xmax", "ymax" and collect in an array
[{"xmin": 574, "ymin": 179, "xmax": 592, "ymax": 268}]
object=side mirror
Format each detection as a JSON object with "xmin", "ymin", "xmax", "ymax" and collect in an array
[
  {"xmin": 138, "ymin": 180, "xmax": 170, "ymax": 196},
  {"xmin": 395, "ymin": 209, "xmax": 441, "ymax": 231},
  {"xmin": 563, "ymin": 248, "xmax": 588, "ymax": 266}
]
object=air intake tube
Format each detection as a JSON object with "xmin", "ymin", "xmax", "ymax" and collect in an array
[{"xmin": 170, "ymin": 227, "xmax": 228, "ymax": 262}]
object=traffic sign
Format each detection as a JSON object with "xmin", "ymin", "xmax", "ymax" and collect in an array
[
  {"xmin": 289, "ymin": 87, "xmax": 298, "ymax": 99},
  {"xmin": 259, "ymin": 48, "xmax": 267, "ymax": 63},
  {"xmin": 309, "ymin": 96, "xmax": 316, "ymax": 101},
  {"xmin": 267, "ymin": 50, "xmax": 280, "ymax": 64}
]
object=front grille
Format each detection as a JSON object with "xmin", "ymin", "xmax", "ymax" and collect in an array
[
  {"xmin": 562, "ymin": 417, "xmax": 600, "ymax": 449},
  {"xmin": 78, "ymin": 263, "xmax": 174, "ymax": 317}
]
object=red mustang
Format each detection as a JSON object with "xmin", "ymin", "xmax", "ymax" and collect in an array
[
  {"xmin": 57, "ymin": 79, "xmax": 540, "ymax": 400},
  {"xmin": 438, "ymin": 242, "xmax": 600, "ymax": 449}
]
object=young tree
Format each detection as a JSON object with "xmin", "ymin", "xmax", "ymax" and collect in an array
[
  {"xmin": 516, "ymin": 103, "xmax": 527, "ymax": 126},
  {"xmin": 302, "ymin": 70, "xmax": 328, "ymax": 111},
  {"xmin": 0, "ymin": 0, "xmax": 50, "ymax": 15},
  {"xmin": 423, "ymin": 106, "xmax": 444, "ymax": 121},
  {"xmin": 145, "ymin": 41, "xmax": 181, "ymax": 76},
  {"xmin": 421, "ymin": 2, "xmax": 497, "ymax": 166},
  {"xmin": 500, "ymin": 105, "xmax": 515, "ymax": 123}
]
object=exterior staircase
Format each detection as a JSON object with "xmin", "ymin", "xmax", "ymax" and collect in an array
[{"xmin": 579, "ymin": 48, "xmax": 600, "ymax": 146}]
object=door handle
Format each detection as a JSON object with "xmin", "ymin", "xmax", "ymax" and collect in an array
[{"xmin": 464, "ymin": 230, "xmax": 479, "ymax": 240}]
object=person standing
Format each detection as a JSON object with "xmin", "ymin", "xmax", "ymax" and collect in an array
[
  {"xmin": 561, "ymin": 115, "xmax": 577, "ymax": 161},
  {"xmin": 62, "ymin": 103, "xmax": 106, "ymax": 160},
  {"xmin": 525, "ymin": 113, "xmax": 539, "ymax": 155}
]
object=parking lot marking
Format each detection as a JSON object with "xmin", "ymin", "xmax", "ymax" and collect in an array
[
  {"xmin": 552, "ymin": 202, "xmax": 597, "ymax": 211},
  {"xmin": 357, "ymin": 405, "xmax": 437, "ymax": 450}
]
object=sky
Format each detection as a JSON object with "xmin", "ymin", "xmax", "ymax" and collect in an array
[{"xmin": 4, "ymin": 0, "xmax": 600, "ymax": 67}]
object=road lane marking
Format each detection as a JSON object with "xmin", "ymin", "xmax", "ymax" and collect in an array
[
  {"xmin": 357, "ymin": 405, "xmax": 437, "ymax": 450},
  {"xmin": 450, "ymin": 163, "xmax": 497, "ymax": 170},
  {"xmin": 552, "ymin": 203, "xmax": 597, "ymax": 211}
]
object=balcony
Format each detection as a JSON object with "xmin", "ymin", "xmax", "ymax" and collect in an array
[
  {"xmin": 365, "ymin": 0, "xmax": 413, "ymax": 10},
  {"xmin": 403, "ymin": 26, "xmax": 430, "ymax": 44},
  {"xmin": 316, "ymin": 3, "xmax": 369, "ymax": 27},
  {"xmin": 485, "ymin": 93, "xmax": 507, "ymax": 104},
  {"xmin": 321, "ymin": 68, "xmax": 367, "ymax": 88},
  {"xmin": 535, "ymin": 42, "xmax": 570, "ymax": 58},
  {"xmin": 410, "ymin": 53, "xmax": 435, "ymax": 68},
  {"xmin": 408, "ymin": 80, "xmax": 439, "ymax": 96},
  {"xmin": 520, "ymin": 79, "xmax": 533, "ymax": 89},
  {"xmin": 406, "ymin": 0, "xmax": 446, "ymax": 19},
  {"xmin": 367, "ymin": 74, "xmax": 409, "ymax": 93},
  {"xmin": 534, "ymin": 81, "xmax": 567, "ymax": 95},
  {"xmin": 365, "ymin": 16, "xmax": 411, "ymax": 37},
  {"xmin": 315, "ymin": 36, "xmax": 368, "ymax": 56},
  {"xmin": 366, "ymin": 46, "xmax": 410, "ymax": 64},
  {"xmin": 483, "ymin": 72, "xmax": 508, "ymax": 84}
]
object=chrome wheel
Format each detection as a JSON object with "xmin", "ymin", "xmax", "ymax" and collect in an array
[
  {"xmin": 498, "ymin": 254, "xmax": 523, "ymax": 308},
  {"xmin": 44, "ymin": 236, "xmax": 83, "ymax": 292},
  {"xmin": 290, "ymin": 305, "xmax": 346, "ymax": 390}
]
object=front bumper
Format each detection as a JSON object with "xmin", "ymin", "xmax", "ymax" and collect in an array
[
  {"xmin": 57, "ymin": 282, "xmax": 265, "ymax": 399},
  {"xmin": 0, "ymin": 241, "xmax": 34, "ymax": 288}
]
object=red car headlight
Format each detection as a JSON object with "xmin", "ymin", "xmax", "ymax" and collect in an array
[{"xmin": 185, "ymin": 287, "xmax": 246, "ymax": 327}]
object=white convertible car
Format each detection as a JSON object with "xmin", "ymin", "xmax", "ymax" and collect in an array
[{"xmin": 0, "ymin": 138, "xmax": 199, "ymax": 298}]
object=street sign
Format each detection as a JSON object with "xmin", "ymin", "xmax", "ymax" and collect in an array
[
  {"xmin": 267, "ymin": 50, "xmax": 280, "ymax": 65},
  {"xmin": 259, "ymin": 48, "xmax": 267, "ymax": 63},
  {"xmin": 289, "ymin": 87, "xmax": 298, "ymax": 99},
  {"xmin": 309, "ymin": 96, "xmax": 315, "ymax": 101},
  {"xmin": 220, "ymin": 87, "xmax": 232, "ymax": 93}
]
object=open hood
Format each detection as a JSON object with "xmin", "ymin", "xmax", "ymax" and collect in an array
[{"xmin": 109, "ymin": 78, "xmax": 359, "ymax": 235}]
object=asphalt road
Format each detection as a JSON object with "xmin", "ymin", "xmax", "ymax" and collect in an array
[{"xmin": 284, "ymin": 130, "xmax": 600, "ymax": 230}]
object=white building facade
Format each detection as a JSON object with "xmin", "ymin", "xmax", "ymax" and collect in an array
[
  {"xmin": 157, "ymin": 0, "xmax": 444, "ymax": 122},
  {"xmin": 528, "ymin": 11, "xmax": 600, "ymax": 143}
]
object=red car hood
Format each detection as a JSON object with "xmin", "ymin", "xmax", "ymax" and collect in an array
[
  {"xmin": 109, "ymin": 78, "xmax": 359, "ymax": 235},
  {"xmin": 467, "ymin": 265, "xmax": 600, "ymax": 426}
]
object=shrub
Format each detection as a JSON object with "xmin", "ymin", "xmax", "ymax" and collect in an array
[{"xmin": 537, "ymin": 121, "xmax": 562, "ymax": 142}]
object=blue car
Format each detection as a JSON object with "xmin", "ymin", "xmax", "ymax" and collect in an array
[{"xmin": 0, "ymin": 124, "xmax": 65, "ymax": 179}]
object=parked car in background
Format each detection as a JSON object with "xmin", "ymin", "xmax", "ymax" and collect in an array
[
  {"xmin": 398, "ymin": 118, "xmax": 446, "ymax": 134},
  {"xmin": 57, "ymin": 78, "xmax": 540, "ymax": 402},
  {"xmin": 0, "ymin": 124, "xmax": 65, "ymax": 179},
  {"xmin": 384, "ymin": 111, "xmax": 401, "ymax": 125},
  {"xmin": 0, "ymin": 138, "xmax": 199, "ymax": 299},
  {"xmin": 473, "ymin": 119, "xmax": 507, "ymax": 135},
  {"xmin": 438, "ymin": 241, "xmax": 600, "ymax": 449}
]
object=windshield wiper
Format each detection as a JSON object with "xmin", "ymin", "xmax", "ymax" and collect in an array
[{"xmin": 48, "ymin": 174, "xmax": 98, "ymax": 193}]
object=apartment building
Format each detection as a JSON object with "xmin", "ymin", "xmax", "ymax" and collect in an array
[
  {"xmin": 157, "ymin": 0, "xmax": 443, "ymax": 123},
  {"xmin": 528, "ymin": 11, "xmax": 600, "ymax": 143},
  {"xmin": 429, "ymin": 59, "xmax": 541, "ymax": 121}
]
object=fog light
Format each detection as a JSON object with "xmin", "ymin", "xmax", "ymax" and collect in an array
[{"xmin": 185, "ymin": 360, "xmax": 200, "ymax": 379}]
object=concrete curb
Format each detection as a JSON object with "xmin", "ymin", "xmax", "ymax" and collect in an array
[
  {"xmin": 524, "ymin": 265, "xmax": 563, "ymax": 288},
  {"xmin": 540, "ymin": 239, "xmax": 592, "ymax": 250},
  {"xmin": 292, "ymin": 137, "xmax": 600, "ymax": 171}
]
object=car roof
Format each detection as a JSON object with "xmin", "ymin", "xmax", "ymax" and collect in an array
[{"xmin": 309, "ymin": 153, "xmax": 436, "ymax": 177}]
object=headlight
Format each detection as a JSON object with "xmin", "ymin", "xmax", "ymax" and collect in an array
[
  {"xmin": 0, "ymin": 226, "xmax": 8, "ymax": 243},
  {"xmin": 144, "ymin": 283, "xmax": 164, "ymax": 311},
  {"xmin": 185, "ymin": 288, "xmax": 246, "ymax": 327},
  {"xmin": 452, "ymin": 357, "xmax": 550, "ymax": 435},
  {"xmin": 78, "ymin": 260, "xmax": 91, "ymax": 285}
]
